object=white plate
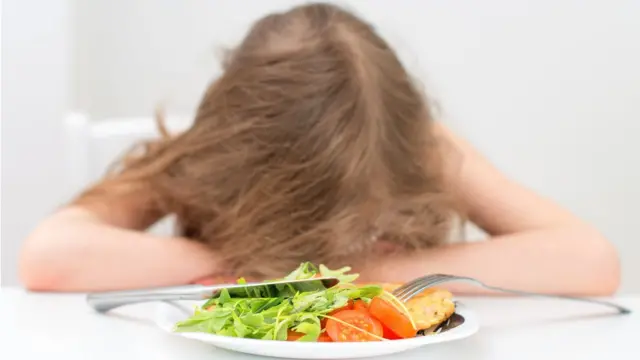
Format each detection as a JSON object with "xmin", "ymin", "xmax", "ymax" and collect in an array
[{"xmin": 154, "ymin": 300, "xmax": 478, "ymax": 359}]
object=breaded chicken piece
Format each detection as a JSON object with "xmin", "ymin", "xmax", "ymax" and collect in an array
[{"xmin": 379, "ymin": 283, "xmax": 456, "ymax": 331}]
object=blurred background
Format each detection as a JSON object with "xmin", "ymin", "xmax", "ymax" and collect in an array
[{"xmin": 2, "ymin": 0, "xmax": 639, "ymax": 291}]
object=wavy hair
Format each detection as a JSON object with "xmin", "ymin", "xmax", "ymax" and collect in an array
[{"xmin": 75, "ymin": 3, "xmax": 461, "ymax": 279}]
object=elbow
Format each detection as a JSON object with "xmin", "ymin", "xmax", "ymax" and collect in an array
[
  {"xmin": 19, "ymin": 228, "xmax": 75, "ymax": 292},
  {"xmin": 19, "ymin": 261, "xmax": 69, "ymax": 293},
  {"xmin": 576, "ymin": 226, "xmax": 621, "ymax": 296},
  {"xmin": 19, "ymin": 265, "xmax": 61, "ymax": 292}
]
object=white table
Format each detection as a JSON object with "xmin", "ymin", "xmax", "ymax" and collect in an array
[{"xmin": 1, "ymin": 288, "xmax": 638, "ymax": 359}]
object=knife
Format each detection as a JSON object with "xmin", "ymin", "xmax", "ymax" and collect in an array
[{"xmin": 86, "ymin": 277, "xmax": 339, "ymax": 313}]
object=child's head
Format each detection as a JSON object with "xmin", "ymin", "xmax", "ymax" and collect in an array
[{"xmin": 84, "ymin": 3, "xmax": 458, "ymax": 277}]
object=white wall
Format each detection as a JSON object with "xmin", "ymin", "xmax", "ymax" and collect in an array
[
  {"xmin": 1, "ymin": 0, "xmax": 74, "ymax": 285},
  {"xmin": 2, "ymin": 0, "xmax": 640, "ymax": 291},
  {"xmin": 1, "ymin": 1, "xmax": 4, "ymax": 285}
]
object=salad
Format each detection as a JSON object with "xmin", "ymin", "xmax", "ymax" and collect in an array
[{"xmin": 174, "ymin": 262, "xmax": 455, "ymax": 342}]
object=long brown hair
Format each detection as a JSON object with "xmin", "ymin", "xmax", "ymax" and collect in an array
[{"xmin": 76, "ymin": 3, "xmax": 460, "ymax": 278}]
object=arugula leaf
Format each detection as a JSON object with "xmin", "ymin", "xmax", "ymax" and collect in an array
[
  {"xmin": 174, "ymin": 308, "xmax": 230, "ymax": 333},
  {"xmin": 174, "ymin": 262, "xmax": 381, "ymax": 341},
  {"xmin": 232, "ymin": 312, "xmax": 248, "ymax": 337},
  {"xmin": 217, "ymin": 288, "xmax": 231, "ymax": 304},
  {"xmin": 274, "ymin": 314, "xmax": 293, "ymax": 341},
  {"xmin": 240, "ymin": 313, "xmax": 264, "ymax": 328},
  {"xmin": 283, "ymin": 262, "xmax": 318, "ymax": 281},
  {"xmin": 342, "ymin": 284, "xmax": 384, "ymax": 300},
  {"xmin": 261, "ymin": 329, "xmax": 275, "ymax": 340},
  {"xmin": 201, "ymin": 297, "xmax": 217, "ymax": 310},
  {"xmin": 292, "ymin": 291, "xmax": 325, "ymax": 313},
  {"xmin": 319, "ymin": 264, "xmax": 359, "ymax": 284},
  {"xmin": 292, "ymin": 321, "xmax": 321, "ymax": 342}
]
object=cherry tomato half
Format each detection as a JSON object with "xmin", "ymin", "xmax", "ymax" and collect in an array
[
  {"xmin": 325, "ymin": 310, "xmax": 384, "ymax": 342},
  {"xmin": 321, "ymin": 300, "xmax": 354, "ymax": 328}
]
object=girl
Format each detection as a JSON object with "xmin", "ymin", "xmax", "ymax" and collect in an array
[{"xmin": 19, "ymin": 3, "xmax": 619, "ymax": 294}]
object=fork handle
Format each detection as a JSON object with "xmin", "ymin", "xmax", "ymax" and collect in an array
[
  {"xmin": 86, "ymin": 285, "xmax": 216, "ymax": 313},
  {"xmin": 480, "ymin": 284, "xmax": 631, "ymax": 314},
  {"xmin": 397, "ymin": 275, "xmax": 631, "ymax": 314}
]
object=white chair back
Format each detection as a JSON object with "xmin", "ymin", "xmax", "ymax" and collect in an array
[{"xmin": 63, "ymin": 112, "xmax": 194, "ymax": 235}]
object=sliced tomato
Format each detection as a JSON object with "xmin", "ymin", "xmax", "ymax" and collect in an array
[
  {"xmin": 346, "ymin": 299, "xmax": 355, "ymax": 309},
  {"xmin": 381, "ymin": 324, "xmax": 402, "ymax": 340},
  {"xmin": 353, "ymin": 300, "xmax": 368, "ymax": 313},
  {"xmin": 368, "ymin": 297, "xmax": 416, "ymax": 339},
  {"xmin": 321, "ymin": 300, "xmax": 354, "ymax": 328},
  {"xmin": 325, "ymin": 310, "xmax": 384, "ymax": 342},
  {"xmin": 353, "ymin": 299, "xmax": 400, "ymax": 339},
  {"xmin": 318, "ymin": 333, "xmax": 333, "ymax": 342},
  {"xmin": 286, "ymin": 330, "xmax": 304, "ymax": 341}
]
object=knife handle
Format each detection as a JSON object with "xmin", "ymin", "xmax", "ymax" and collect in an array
[{"xmin": 86, "ymin": 285, "xmax": 219, "ymax": 313}]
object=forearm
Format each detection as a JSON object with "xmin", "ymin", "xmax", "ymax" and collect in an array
[
  {"xmin": 19, "ymin": 208, "xmax": 219, "ymax": 292},
  {"xmin": 363, "ymin": 225, "xmax": 620, "ymax": 296}
]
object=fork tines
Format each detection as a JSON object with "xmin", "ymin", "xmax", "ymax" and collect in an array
[{"xmin": 392, "ymin": 274, "xmax": 458, "ymax": 302}]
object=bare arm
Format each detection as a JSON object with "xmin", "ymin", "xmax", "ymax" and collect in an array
[
  {"xmin": 19, "ymin": 186, "xmax": 221, "ymax": 292},
  {"xmin": 363, "ymin": 123, "xmax": 620, "ymax": 296}
]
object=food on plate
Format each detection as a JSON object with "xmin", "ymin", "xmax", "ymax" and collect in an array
[
  {"xmin": 368, "ymin": 297, "xmax": 416, "ymax": 339},
  {"xmin": 174, "ymin": 262, "xmax": 456, "ymax": 342},
  {"xmin": 325, "ymin": 309, "xmax": 384, "ymax": 341},
  {"xmin": 378, "ymin": 284, "xmax": 456, "ymax": 331}
]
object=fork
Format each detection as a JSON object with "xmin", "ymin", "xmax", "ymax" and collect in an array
[{"xmin": 391, "ymin": 274, "xmax": 631, "ymax": 314}]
